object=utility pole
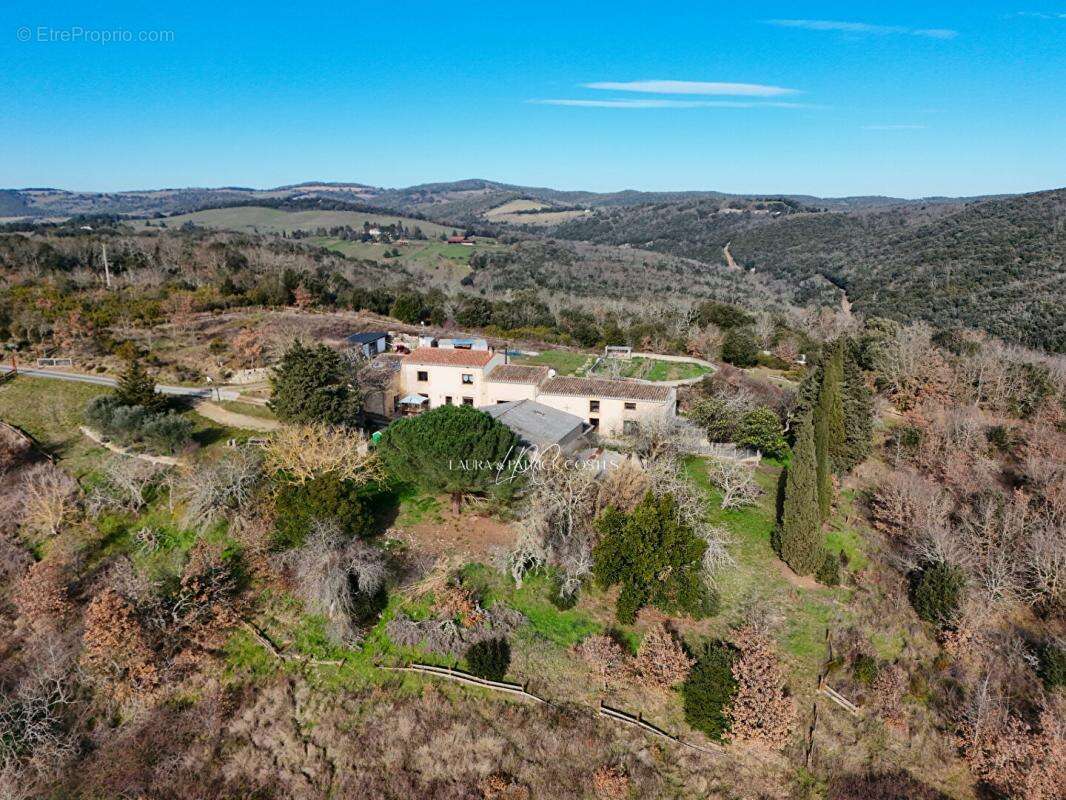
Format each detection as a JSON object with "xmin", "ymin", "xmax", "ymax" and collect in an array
[{"xmin": 102, "ymin": 242, "xmax": 112, "ymax": 289}]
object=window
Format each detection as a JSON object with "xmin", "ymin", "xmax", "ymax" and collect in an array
[
  {"xmin": 589, "ymin": 400, "xmax": 600, "ymax": 412},
  {"xmin": 589, "ymin": 417, "xmax": 599, "ymax": 430},
  {"xmin": 462, "ymin": 373, "xmax": 474, "ymax": 384},
  {"xmin": 417, "ymin": 370, "xmax": 428, "ymax": 382},
  {"xmin": 445, "ymin": 396, "xmax": 453, "ymax": 405},
  {"xmin": 462, "ymin": 397, "xmax": 474, "ymax": 406},
  {"xmin": 623, "ymin": 420, "xmax": 639, "ymax": 435},
  {"xmin": 624, "ymin": 402, "xmax": 636, "ymax": 410}
]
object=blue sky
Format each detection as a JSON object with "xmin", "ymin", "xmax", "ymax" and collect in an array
[{"xmin": 2, "ymin": 1, "xmax": 1064, "ymax": 197}]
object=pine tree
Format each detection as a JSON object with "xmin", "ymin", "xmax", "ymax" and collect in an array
[
  {"xmin": 776, "ymin": 412, "xmax": 823, "ymax": 575},
  {"xmin": 115, "ymin": 359, "xmax": 166, "ymax": 412},
  {"xmin": 840, "ymin": 340, "xmax": 874, "ymax": 472}
]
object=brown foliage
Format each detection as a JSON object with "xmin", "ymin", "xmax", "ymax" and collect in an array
[
  {"xmin": 727, "ymin": 624, "xmax": 796, "ymax": 749},
  {"xmin": 80, "ymin": 589, "xmax": 159, "ymax": 701},
  {"xmin": 575, "ymin": 634, "xmax": 627, "ymax": 691},
  {"xmin": 632, "ymin": 623, "xmax": 693, "ymax": 690},
  {"xmin": 263, "ymin": 423, "xmax": 383, "ymax": 486},
  {"xmin": 958, "ymin": 692, "xmax": 1065, "ymax": 800},
  {"xmin": 591, "ymin": 765, "xmax": 630, "ymax": 800},
  {"xmin": 13, "ymin": 558, "xmax": 73, "ymax": 632}
]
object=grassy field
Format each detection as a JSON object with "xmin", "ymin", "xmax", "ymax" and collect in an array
[
  {"xmin": 592, "ymin": 356, "xmax": 712, "ymax": 382},
  {"xmin": 0, "ymin": 376, "xmax": 111, "ymax": 475},
  {"xmin": 513, "ymin": 350, "xmax": 592, "ymax": 375},
  {"xmin": 135, "ymin": 206, "xmax": 454, "ymax": 238},
  {"xmin": 216, "ymin": 400, "xmax": 277, "ymax": 421}
]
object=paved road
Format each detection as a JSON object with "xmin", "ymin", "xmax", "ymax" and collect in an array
[{"xmin": 0, "ymin": 366, "xmax": 241, "ymax": 401}]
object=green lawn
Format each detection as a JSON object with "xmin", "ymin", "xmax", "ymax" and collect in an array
[
  {"xmin": 683, "ymin": 456, "xmax": 854, "ymax": 684},
  {"xmin": 513, "ymin": 350, "xmax": 592, "ymax": 375},
  {"xmin": 0, "ymin": 376, "xmax": 111, "ymax": 475},
  {"xmin": 592, "ymin": 357, "xmax": 712, "ymax": 382},
  {"xmin": 216, "ymin": 400, "xmax": 277, "ymax": 421}
]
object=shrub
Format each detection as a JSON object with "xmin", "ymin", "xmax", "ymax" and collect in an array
[
  {"xmin": 682, "ymin": 641, "xmax": 738, "ymax": 741},
  {"xmin": 1036, "ymin": 641, "xmax": 1065, "ymax": 689},
  {"xmin": 735, "ymin": 407, "xmax": 788, "ymax": 459},
  {"xmin": 720, "ymin": 328, "xmax": 758, "ymax": 367},
  {"xmin": 633, "ymin": 623, "xmax": 693, "ymax": 689},
  {"xmin": 83, "ymin": 395, "xmax": 192, "ymax": 454},
  {"xmin": 909, "ymin": 561, "xmax": 965, "ymax": 627},
  {"xmin": 273, "ymin": 472, "xmax": 377, "ymax": 549},
  {"xmin": 815, "ymin": 550, "xmax": 842, "ymax": 587},
  {"xmin": 852, "ymin": 653, "xmax": 879, "ymax": 686},
  {"xmin": 466, "ymin": 637, "xmax": 511, "ymax": 681}
]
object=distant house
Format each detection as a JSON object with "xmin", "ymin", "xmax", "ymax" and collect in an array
[
  {"xmin": 447, "ymin": 235, "xmax": 475, "ymax": 245},
  {"xmin": 480, "ymin": 399, "xmax": 589, "ymax": 454},
  {"xmin": 345, "ymin": 331, "xmax": 388, "ymax": 358}
]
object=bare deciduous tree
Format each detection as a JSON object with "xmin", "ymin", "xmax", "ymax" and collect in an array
[
  {"xmin": 175, "ymin": 447, "xmax": 263, "ymax": 527},
  {"xmin": 705, "ymin": 458, "xmax": 760, "ymax": 510},
  {"xmin": 19, "ymin": 463, "xmax": 78, "ymax": 539},
  {"xmin": 262, "ymin": 424, "xmax": 384, "ymax": 485},
  {"xmin": 280, "ymin": 518, "xmax": 388, "ymax": 644}
]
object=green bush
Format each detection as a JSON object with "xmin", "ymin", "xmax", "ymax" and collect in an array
[
  {"xmin": 909, "ymin": 562, "xmax": 965, "ymax": 627},
  {"xmin": 377, "ymin": 405, "xmax": 523, "ymax": 509},
  {"xmin": 682, "ymin": 641, "xmax": 738, "ymax": 741},
  {"xmin": 736, "ymin": 407, "xmax": 788, "ymax": 459},
  {"xmin": 593, "ymin": 492, "xmax": 709, "ymax": 624},
  {"xmin": 815, "ymin": 550, "xmax": 842, "ymax": 587},
  {"xmin": 1036, "ymin": 641, "xmax": 1066, "ymax": 689},
  {"xmin": 686, "ymin": 396, "xmax": 741, "ymax": 442},
  {"xmin": 273, "ymin": 473, "xmax": 377, "ymax": 549},
  {"xmin": 720, "ymin": 328, "xmax": 759, "ymax": 367},
  {"xmin": 84, "ymin": 395, "xmax": 193, "ymax": 454},
  {"xmin": 466, "ymin": 637, "xmax": 511, "ymax": 681},
  {"xmin": 852, "ymin": 654, "xmax": 879, "ymax": 686}
]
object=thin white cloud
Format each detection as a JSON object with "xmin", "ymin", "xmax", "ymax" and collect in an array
[
  {"xmin": 529, "ymin": 99, "xmax": 810, "ymax": 109},
  {"xmin": 1011, "ymin": 11, "xmax": 1066, "ymax": 20},
  {"xmin": 862, "ymin": 124, "xmax": 927, "ymax": 130},
  {"xmin": 767, "ymin": 19, "xmax": 958, "ymax": 39},
  {"xmin": 582, "ymin": 80, "xmax": 797, "ymax": 97}
]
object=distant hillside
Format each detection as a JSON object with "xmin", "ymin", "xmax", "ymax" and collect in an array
[
  {"xmin": 0, "ymin": 179, "xmax": 994, "ymax": 223},
  {"xmin": 551, "ymin": 190, "xmax": 1066, "ymax": 352}
]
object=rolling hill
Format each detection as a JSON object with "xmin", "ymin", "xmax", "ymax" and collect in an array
[{"xmin": 550, "ymin": 189, "xmax": 1066, "ymax": 352}]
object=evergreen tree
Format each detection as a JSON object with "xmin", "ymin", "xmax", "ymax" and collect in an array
[
  {"xmin": 269, "ymin": 341, "xmax": 362, "ymax": 426},
  {"xmin": 376, "ymin": 404, "xmax": 523, "ymax": 511},
  {"xmin": 840, "ymin": 340, "xmax": 874, "ymax": 472},
  {"xmin": 592, "ymin": 492, "xmax": 710, "ymax": 624},
  {"xmin": 776, "ymin": 412, "xmax": 823, "ymax": 575},
  {"xmin": 115, "ymin": 359, "xmax": 167, "ymax": 412},
  {"xmin": 814, "ymin": 341, "xmax": 845, "ymax": 518}
]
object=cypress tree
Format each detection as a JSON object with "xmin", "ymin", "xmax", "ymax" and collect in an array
[
  {"xmin": 840, "ymin": 340, "xmax": 874, "ymax": 472},
  {"xmin": 815, "ymin": 341, "xmax": 845, "ymax": 519},
  {"xmin": 776, "ymin": 412, "xmax": 823, "ymax": 575}
]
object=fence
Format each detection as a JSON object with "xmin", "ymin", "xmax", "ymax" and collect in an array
[
  {"xmin": 381, "ymin": 664, "xmax": 546, "ymax": 704},
  {"xmin": 35, "ymin": 357, "xmax": 73, "ymax": 368},
  {"xmin": 380, "ymin": 662, "xmax": 740, "ymax": 763}
]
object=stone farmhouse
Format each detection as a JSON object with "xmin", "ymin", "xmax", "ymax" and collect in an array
[{"xmin": 390, "ymin": 346, "xmax": 676, "ymax": 437}]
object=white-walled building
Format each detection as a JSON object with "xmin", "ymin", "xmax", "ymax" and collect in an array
[{"xmin": 393, "ymin": 348, "xmax": 676, "ymax": 435}]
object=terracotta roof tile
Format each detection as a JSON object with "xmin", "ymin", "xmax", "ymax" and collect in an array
[
  {"xmin": 539, "ymin": 376, "xmax": 673, "ymax": 402},
  {"xmin": 486, "ymin": 364, "xmax": 550, "ymax": 384},
  {"xmin": 402, "ymin": 347, "xmax": 496, "ymax": 368}
]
